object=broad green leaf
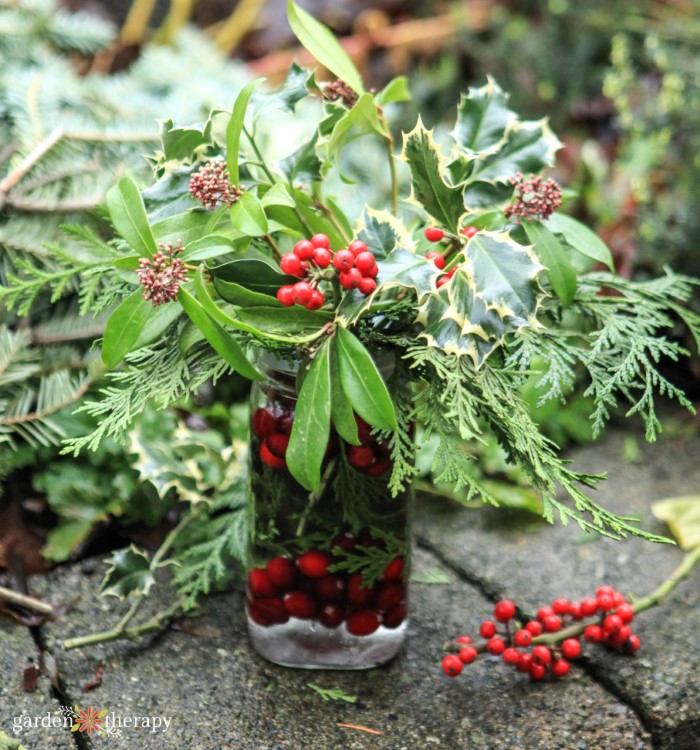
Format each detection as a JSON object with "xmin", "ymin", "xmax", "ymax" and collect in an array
[
  {"xmin": 292, "ymin": 189, "xmax": 347, "ymax": 248},
  {"xmin": 214, "ymin": 278, "xmax": 281, "ymax": 307},
  {"xmin": 43, "ymin": 520, "xmax": 96, "ymax": 562},
  {"xmin": 101, "ymin": 289, "xmax": 152, "ymax": 368},
  {"xmin": 326, "ymin": 92, "xmax": 386, "ymax": 164},
  {"xmin": 287, "ymin": 0, "xmax": 365, "ymax": 97},
  {"xmin": 101, "ymin": 545, "xmax": 154, "ymax": 599},
  {"xmin": 210, "ymin": 257, "xmax": 294, "ymax": 294},
  {"xmin": 466, "ymin": 211, "xmax": 507, "ymax": 231},
  {"xmin": 133, "ymin": 300, "xmax": 183, "ymax": 348},
  {"xmin": 230, "ymin": 191, "xmax": 269, "ymax": 237},
  {"xmin": 106, "ymin": 175, "xmax": 158, "ymax": 257},
  {"xmin": 400, "ymin": 121, "xmax": 465, "ymax": 233},
  {"xmin": 279, "ymin": 133, "xmax": 323, "ymax": 184},
  {"xmin": 376, "ymin": 76, "xmax": 411, "ymax": 106},
  {"xmin": 160, "ymin": 117, "xmax": 212, "ymax": 162},
  {"xmin": 326, "ymin": 197, "xmax": 354, "ymax": 240},
  {"xmin": 153, "ymin": 209, "xmax": 216, "ymax": 246},
  {"xmin": 286, "ymin": 342, "xmax": 332, "ymax": 490},
  {"xmin": 335, "ymin": 327, "xmax": 397, "ymax": 432},
  {"xmin": 178, "ymin": 287, "xmax": 263, "ymax": 380},
  {"xmin": 330, "ymin": 339, "xmax": 360, "ymax": 445},
  {"xmin": 523, "ymin": 220, "xmax": 577, "ymax": 307},
  {"xmin": 260, "ymin": 182, "xmax": 295, "ymax": 208},
  {"xmin": 226, "ymin": 79, "xmax": 262, "ymax": 185},
  {"xmin": 182, "ymin": 234, "xmax": 236, "ymax": 262},
  {"xmin": 651, "ymin": 496, "xmax": 700, "ymax": 549},
  {"xmin": 545, "ymin": 213, "xmax": 615, "ymax": 272},
  {"xmin": 113, "ymin": 254, "xmax": 140, "ymax": 270},
  {"xmin": 451, "ymin": 78, "xmax": 517, "ymax": 155},
  {"xmin": 462, "ymin": 180, "xmax": 513, "ymax": 210}
]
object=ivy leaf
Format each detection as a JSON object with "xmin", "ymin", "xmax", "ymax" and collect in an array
[
  {"xmin": 335, "ymin": 327, "xmax": 397, "ymax": 432},
  {"xmin": 287, "ymin": 0, "xmax": 365, "ymax": 97},
  {"xmin": 101, "ymin": 289, "xmax": 152, "ymax": 368},
  {"xmin": 230, "ymin": 191, "xmax": 269, "ymax": 237},
  {"xmin": 451, "ymin": 78, "xmax": 517, "ymax": 156},
  {"xmin": 326, "ymin": 92, "xmax": 386, "ymax": 165},
  {"xmin": 651, "ymin": 496, "xmax": 700, "ymax": 549},
  {"xmin": 178, "ymin": 286, "xmax": 263, "ymax": 380},
  {"xmin": 181, "ymin": 235, "xmax": 235, "ymax": 262},
  {"xmin": 279, "ymin": 132, "xmax": 323, "ymax": 184},
  {"xmin": 160, "ymin": 117, "xmax": 213, "ymax": 162},
  {"xmin": 330, "ymin": 339, "xmax": 360, "ymax": 445},
  {"xmin": 400, "ymin": 120, "xmax": 465, "ymax": 233},
  {"xmin": 260, "ymin": 183, "xmax": 295, "ymax": 208},
  {"xmin": 545, "ymin": 213, "xmax": 614, "ymax": 272},
  {"xmin": 106, "ymin": 175, "xmax": 158, "ymax": 257},
  {"xmin": 523, "ymin": 219, "xmax": 577, "ymax": 307},
  {"xmin": 226, "ymin": 79, "xmax": 262, "ymax": 186},
  {"xmin": 286, "ymin": 342, "xmax": 332, "ymax": 490},
  {"xmin": 375, "ymin": 76, "xmax": 411, "ymax": 106},
  {"xmin": 101, "ymin": 545, "xmax": 154, "ymax": 599}
]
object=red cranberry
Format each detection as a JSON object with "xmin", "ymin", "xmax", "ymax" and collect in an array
[
  {"xmin": 347, "ymin": 445, "xmax": 375, "ymax": 469},
  {"xmin": 283, "ymin": 591, "xmax": 316, "ymax": 619},
  {"xmin": 293, "ymin": 239, "xmax": 314, "ymax": 260},
  {"xmin": 260, "ymin": 442, "xmax": 285, "ymax": 469},
  {"xmin": 266, "ymin": 433, "xmax": 289, "ymax": 458},
  {"xmin": 319, "ymin": 603, "xmax": 345, "ymax": 628},
  {"xmin": 265, "ymin": 557, "xmax": 296, "ymax": 590},
  {"xmin": 364, "ymin": 457, "xmax": 392, "ymax": 477},
  {"xmin": 314, "ymin": 576, "xmax": 345, "ymax": 602},
  {"xmin": 251, "ymin": 407, "xmax": 276, "ymax": 438},
  {"xmin": 354, "ymin": 415, "xmax": 373, "ymax": 444},
  {"xmin": 331, "ymin": 532, "xmax": 356, "ymax": 555},
  {"xmin": 247, "ymin": 603, "xmax": 271, "ymax": 627},
  {"xmin": 347, "ymin": 240, "xmax": 368, "ymax": 256},
  {"xmin": 346, "ymin": 609, "xmax": 381, "ymax": 637},
  {"xmin": 277, "ymin": 410, "xmax": 295, "ymax": 435},
  {"xmin": 375, "ymin": 582, "xmax": 404, "ymax": 611},
  {"xmin": 254, "ymin": 597, "xmax": 289, "ymax": 624},
  {"xmin": 383, "ymin": 602, "xmax": 407, "ymax": 629},
  {"xmin": 458, "ymin": 646, "xmax": 478, "ymax": 664},
  {"xmin": 346, "ymin": 572, "xmax": 374, "ymax": 607},
  {"xmin": 248, "ymin": 567, "xmax": 278, "ymax": 598},
  {"xmin": 297, "ymin": 550, "xmax": 331, "ymax": 578},
  {"xmin": 310, "ymin": 233, "xmax": 330, "ymax": 249},
  {"xmin": 382, "ymin": 556, "xmax": 404, "ymax": 582}
]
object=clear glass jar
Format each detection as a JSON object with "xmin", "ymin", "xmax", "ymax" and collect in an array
[{"xmin": 245, "ymin": 351, "xmax": 412, "ymax": 669}]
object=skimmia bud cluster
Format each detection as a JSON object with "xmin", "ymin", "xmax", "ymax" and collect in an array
[
  {"xmin": 135, "ymin": 240, "xmax": 188, "ymax": 306},
  {"xmin": 188, "ymin": 159, "xmax": 245, "ymax": 210},
  {"xmin": 423, "ymin": 225, "xmax": 479, "ymax": 288},
  {"xmin": 441, "ymin": 586, "xmax": 641, "ymax": 681},
  {"xmin": 504, "ymin": 172, "xmax": 562, "ymax": 222},
  {"xmin": 276, "ymin": 234, "xmax": 379, "ymax": 309}
]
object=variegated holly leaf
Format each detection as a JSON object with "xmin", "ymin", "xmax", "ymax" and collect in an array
[
  {"xmin": 101, "ymin": 546, "xmax": 154, "ymax": 599},
  {"xmin": 468, "ymin": 120, "xmax": 562, "ymax": 184},
  {"xmin": 353, "ymin": 206, "xmax": 410, "ymax": 260},
  {"xmin": 451, "ymin": 78, "xmax": 518, "ymax": 157},
  {"xmin": 336, "ymin": 247, "xmax": 442, "ymax": 326},
  {"xmin": 416, "ymin": 231, "xmax": 545, "ymax": 367},
  {"xmin": 400, "ymin": 120, "xmax": 465, "ymax": 233},
  {"xmin": 252, "ymin": 62, "xmax": 314, "ymax": 114}
]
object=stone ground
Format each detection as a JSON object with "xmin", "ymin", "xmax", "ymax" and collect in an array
[{"xmin": 1, "ymin": 423, "xmax": 699, "ymax": 750}]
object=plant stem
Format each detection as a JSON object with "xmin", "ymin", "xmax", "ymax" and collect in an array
[
  {"xmin": 264, "ymin": 234, "xmax": 282, "ymax": 258},
  {"xmin": 379, "ymin": 111, "xmax": 399, "ymax": 216},
  {"xmin": 63, "ymin": 602, "xmax": 181, "ymax": 651},
  {"xmin": 0, "ymin": 585, "xmax": 54, "ymax": 615},
  {"xmin": 296, "ymin": 458, "xmax": 337, "ymax": 537}
]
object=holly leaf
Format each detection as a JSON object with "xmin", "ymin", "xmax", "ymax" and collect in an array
[
  {"xmin": 451, "ymin": 78, "xmax": 517, "ymax": 156},
  {"xmin": 101, "ymin": 546, "xmax": 154, "ymax": 599},
  {"xmin": 160, "ymin": 117, "xmax": 213, "ymax": 162},
  {"xmin": 101, "ymin": 289, "xmax": 152, "ymax": 368},
  {"xmin": 106, "ymin": 175, "xmax": 158, "ymax": 257},
  {"xmin": 354, "ymin": 206, "xmax": 408, "ymax": 260},
  {"xmin": 286, "ymin": 342, "xmax": 332, "ymax": 490},
  {"xmin": 523, "ymin": 219, "xmax": 577, "ymax": 306},
  {"xmin": 400, "ymin": 120, "xmax": 465, "ymax": 233},
  {"xmin": 252, "ymin": 62, "xmax": 313, "ymax": 114},
  {"xmin": 651, "ymin": 496, "xmax": 700, "ymax": 549}
]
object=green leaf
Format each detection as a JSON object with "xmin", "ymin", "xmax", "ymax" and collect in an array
[
  {"xmin": 326, "ymin": 92, "xmax": 386, "ymax": 164},
  {"xmin": 400, "ymin": 121, "xmax": 465, "ymax": 233},
  {"xmin": 106, "ymin": 175, "xmax": 158, "ymax": 257},
  {"xmin": 230, "ymin": 191, "xmax": 269, "ymax": 237},
  {"xmin": 307, "ymin": 683, "xmax": 357, "ymax": 703},
  {"xmin": 287, "ymin": 0, "xmax": 365, "ymax": 97},
  {"xmin": 335, "ymin": 327, "xmax": 397, "ymax": 432},
  {"xmin": 101, "ymin": 289, "xmax": 152, "ymax": 368},
  {"xmin": 523, "ymin": 220, "xmax": 577, "ymax": 307},
  {"xmin": 376, "ymin": 76, "xmax": 411, "ymax": 105},
  {"xmin": 214, "ymin": 278, "xmax": 281, "ymax": 307},
  {"xmin": 210, "ymin": 257, "xmax": 293, "ymax": 294},
  {"xmin": 101, "ymin": 545, "xmax": 154, "ymax": 599},
  {"xmin": 160, "ymin": 117, "xmax": 212, "ymax": 162},
  {"xmin": 177, "ymin": 287, "xmax": 263, "ymax": 380},
  {"xmin": 182, "ymin": 235, "xmax": 236, "ymax": 262},
  {"xmin": 651, "ymin": 496, "xmax": 700, "ymax": 549},
  {"xmin": 226, "ymin": 79, "xmax": 262, "ymax": 185},
  {"xmin": 153, "ymin": 209, "xmax": 216, "ymax": 246},
  {"xmin": 260, "ymin": 183, "xmax": 295, "ymax": 208},
  {"xmin": 354, "ymin": 206, "xmax": 406, "ymax": 259},
  {"xmin": 286, "ymin": 342, "xmax": 332, "ymax": 490},
  {"xmin": 452, "ymin": 78, "xmax": 517, "ymax": 155},
  {"xmin": 43, "ymin": 520, "xmax": 96, "ymax": 562},
  {"xmin": 545, "ymin": 213, "xmax": 615, "ymax": 272},
  {"xmin": 133, "ymin": 300, "xmax": 183, "ymax": 348},
  {"xmin": 330, "ymin": 339, "xmax": 360, "ymax": 445},
  {"xmin": 279, "ymin": 133, "xmax": 323, "ymax": 184},
  {"xmin": 254, "ymin": 62, "xmax": 314, "ymax": 114}
]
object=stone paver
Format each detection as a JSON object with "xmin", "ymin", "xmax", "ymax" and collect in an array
[{"xmin": 417, "ymin": 427, "xmax": 700, "ymax": 750}]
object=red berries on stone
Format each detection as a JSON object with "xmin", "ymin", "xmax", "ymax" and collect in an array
[
  {"xmin": 424, "ymin": 227, "xmax": 445, "ymax": 242},
  {"xmin": 442, "ymin": 654, "xmax": 463, "ymax": 677},
  {"xmin": 561, "ymin": 638, "xmax": 581, "ymax": 659},
  {"xmin": 459, "ymin": 646, "xmax": 478, "ymax": 664},
  {"xmin": 494, "ymin": 599, "xmax": 516, "ymax": 623},
  {"xmin": 479, "ymin": 620, "xmax": 497, "ymax": 638}
]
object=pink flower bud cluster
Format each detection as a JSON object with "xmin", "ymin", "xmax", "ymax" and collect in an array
[
  {"xmin": 135, "ymin": 240, "xmax": 188, "ymax": 306},
  {"xmin": 504, "ymin": 172, "xmax": 562, "ymax": 222},
  {"xmin": 322, "ymin": 79, "xmax": 358, "ymax": 108},
  {"xmin": 188, "ymin": 160, "xmax": 244, "ymax": 210}
]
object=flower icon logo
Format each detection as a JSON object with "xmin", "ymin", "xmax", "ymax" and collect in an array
[{"xmin": 70, "ymin": 706, "xmax": 108, "ymax": 735}]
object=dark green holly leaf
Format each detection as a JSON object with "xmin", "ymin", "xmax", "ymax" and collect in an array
[
  {"xmin": 545, "ymin": 213, "xmax": 614, "ymax": 272},
  {"xmin": 400, "ymin": 121, "xmax": 465, "ymax": 233},
  {"xmin": 451, "ymin": 78, "xmax": 517, "ymax": 155},
  {"xmin": 230, "ymin": 191, "xmax": 269, "ymax": 237},
  {"xmin": 375, "ymin": 76, "xmax": 411, "ymax": 106},
  {"xmin": 279, "ymin": 132, "xmax": 323, "ymax": 184},
  {"xmin": 106, "ymin": 175, "xmax": 158, "ymax": 257},
  {"xmin": 226, "ymin": 79, "xmax": 262, "ymax": 185},
  {"xmin": 335, "ymin": 327, "xmax": 397, "ymax": 432},
  {"xmin": 330, "ymin": 339, "xmax": 360, "ymax": 445},
  {"xmin": 253, "ymin": 62, "xmax": 314, "ymax": 114},
  {"xmin": 160, "ymin": 117, "xmax": 213, "ymax": 162},
  {"xmin": 287, "ymin": 0, "xmax": 365, "ymax": 97},
  {"xmin": 462, "ymin": 180, "xmax": 513, "ymax": 210},
  {"xmin": 523, "ymin": 220, "xmax": 577, "ymax": 306},
  {"xmin": 178, "ymin": 286, "xmax": 263, "ymax": 380},
  {"xmin": 286, "ymin": 341, "xmax": 332, "ymax": 490},
  {"xmin": 101, "ymin": 545, "xmax": 154, "ymax": 599},
  {"xmin": 101, "ymin": 289, "xmax": 152, "ymax": 368},
  {"xmin": 354, "ymin": 206, "xmax": 407, "ymax": 259},
  {"xmin": 182, "ymin": 235, "xmax": 235, "ymax": 262},
  {"xmin": 319, "ymin": 101, "xmax": 347, "ymax": 138}
]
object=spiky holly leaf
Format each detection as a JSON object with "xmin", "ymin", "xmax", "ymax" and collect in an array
[
  {"xmin": 451, "ymin": 78, "xmax": 518, "ymax": 156},
  {"xmin": 416, "ymin": 231, "xmax": 545, "ymax": 367},
  {"xmin": 252, "ymin": 62, "xmax": 314, "ymax": 114},
  {"xmin": 336, "ymin": 247, "xmax": 442, "ymax": 325},
  {"xmin": 101, "ymin": 545, "xmax": 154, "ymax": 599},
  {"xmin": 400, "ymin": 120, "xmax": 465, "ymax": 233},
  {"xmin": 353, "ymin": 206, "xmax": 409, "ymax": 260},
  {"xmin": 160, "ymin": 117, "xmax": 213, "ymax": 163}
]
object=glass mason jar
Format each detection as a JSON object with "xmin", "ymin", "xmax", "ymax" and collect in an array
[{"xmin": 245, "ymin": 351, "xmax": 413, "ymax": 669}]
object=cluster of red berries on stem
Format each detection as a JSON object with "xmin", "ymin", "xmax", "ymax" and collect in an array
[
  {"xmin": 441, "ymin": 585, "xmax": 641, "ymax": 681},
  {"xmin": 424, "ymin": 225, "xmax": 478, "ymax": 288},
  {"xmin": 247, "ymin": 539, "xmax": 407, "ymax": 635},
  {"xmin": 276, "ymin": 233, "xmax": 379, "ymax": 309}
]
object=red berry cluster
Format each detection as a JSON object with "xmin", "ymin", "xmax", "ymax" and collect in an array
[
  {"xmin": 276, "ymin": 234, "xmax": 378, "ymax": 309},
  {"xmin": 346, "ymin": 415, "xmax": 392, "ymax": 477},
  {"xmin": 247, "ymin": 537, "xmax": 407, "ymax": 635},
  {"xmin": 441, "ymin": 586, "xmax": 641, "ymax": 681},
  {"xmin": 252, "ymin": 403, "xmax": 294, "ymax": 470},
  {"xmin": 423, "ymin": 225, "xmax": 479, "ymax": 288}
]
